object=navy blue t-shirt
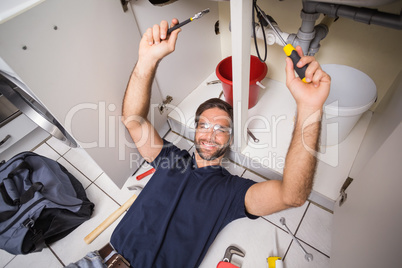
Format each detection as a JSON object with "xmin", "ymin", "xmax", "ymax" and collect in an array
[{"xmin": 111, "ymin": 140, "xmax": 258, "ymax": 267}]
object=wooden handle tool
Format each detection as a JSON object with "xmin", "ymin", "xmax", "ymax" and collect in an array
[{"xmin": 84, "ymin": 193, "xmax": 138, "ymax": 244}]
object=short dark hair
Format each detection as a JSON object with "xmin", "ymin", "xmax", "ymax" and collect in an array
[{"xmin": 195, "ymin": 98, "xmax": 233, "ymax": 127}]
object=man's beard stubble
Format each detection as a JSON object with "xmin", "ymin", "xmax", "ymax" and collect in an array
[{"xmin": 194, "ymin": 138, "xmax": 231, "ymax": 161}]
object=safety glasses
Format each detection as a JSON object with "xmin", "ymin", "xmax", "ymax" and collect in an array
[{"xmin": 196, "ymin": 122, "xmax": 232, "ymax": 135}]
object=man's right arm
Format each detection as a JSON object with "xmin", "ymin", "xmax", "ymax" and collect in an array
[
  {"xmin": 122, "ymin": 19, "xmax": 180, "ymax": 163},
  {"xmin": 244, "ymin": 48, "xmax": 331, "ymax": 216}
]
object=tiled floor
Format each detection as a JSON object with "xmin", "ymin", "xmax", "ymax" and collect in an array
[{"xmin": 0, "ymin": 131, "xmax": 333, "ymax": 268}]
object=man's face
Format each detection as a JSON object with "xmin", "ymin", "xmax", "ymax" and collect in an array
[{"xmin": 194, "ymin": 107, "xmax": 232, "ymax": 161}]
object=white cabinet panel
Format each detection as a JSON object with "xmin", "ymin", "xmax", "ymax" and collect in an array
[
  {"xmin": 0, "ymin": 0, "xmax": 159, "ymax": 187},
  {"xmin": 0, "ymin": 114, "xmax": 36, "ymax": 154}
]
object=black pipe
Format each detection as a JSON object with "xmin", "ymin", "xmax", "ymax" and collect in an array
[{"xmin": 303, "ymin": 1, "xmax": 402, "ymax": 30}]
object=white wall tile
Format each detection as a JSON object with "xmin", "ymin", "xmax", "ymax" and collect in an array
[
  {"xmin": 164, "ymin": 131, "xmax": 194, "ymax": 151},
  {"xmin": 284, "ymin": 239, "xmax": 330, "ymax": 268},
  {"xmin": 63, "ymin": 147, "xmax": 103, "ymax": 182},
  {"xmin": 4, "ymin": 247, "xmax": 62, "ymax": 268},
  {"xmin": 57, "ymin": 157, "xmax": 92, "ymax": 189},
  {"xmin": 33, "ymin": 143, "xmax": 61, "ymax": 161},
  {"xmin": 221, "ymin": 159, "xmax": 245, "ymax": 177},
  {"xmin": 46, "ymin": 137, "xmax": 71, "ymax": 156},
  {"xmin": 94, "ymin": 169, "xmax": 150, "ymax": 206},
  {"xmin": 189, "ymin": 146, "xmax": 196, "ymax": 156},
  {"xmin": 0, "ymin": 249, "xmax": 15, "ymax": 267},
  {"xmin": 296, "ymin": 203, "xmax": 333, "ymax": 256},
  {"xmin": 263, "ymin": 202, "xmax": 309, "ymax": 235}
]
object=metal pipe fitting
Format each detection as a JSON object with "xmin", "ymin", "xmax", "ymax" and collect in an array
[
  {"xmin": 307, "ymin": 23, "xmax": 328, "ymax": 56},
  {"xmin": 307, "ymin": 16, "xmax": 333, "ymax": 55},
  {"xmin": 293, "ymin": 10, "xmax": 322, "ymax": 55},
  {"xmin": 254, "ymin": 23, "xmax": 290, "ymax": 46}
]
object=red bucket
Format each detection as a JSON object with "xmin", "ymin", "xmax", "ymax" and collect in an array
[{"xmin": 216, "ymin": 55, "xmax": 267, "ymax": 109}]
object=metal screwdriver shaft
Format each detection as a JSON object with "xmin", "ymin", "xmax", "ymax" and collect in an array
[
  {"xmin": 167, "ymin": 8, "xmax": 210, "ymax": 34},
  {"xmin": 255, "ymin": 5, "xmax": 286, "ymax": 46},
  {"xmin": 255, "ymin": 5, "xmax": 308, "ymax": 83}
]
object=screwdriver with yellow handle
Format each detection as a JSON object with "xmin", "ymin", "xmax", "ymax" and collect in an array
[{"xmin": 255, "ymin": 5, "xmax": 308, "ymax": 83}]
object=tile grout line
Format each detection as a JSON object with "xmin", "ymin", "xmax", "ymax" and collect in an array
[
  {"xmin": 36, "ymin": 136, "xmax": 73, "ymax": 160},
  {"xmin": 294, "ymin": 202, "xmax": 331, "ymax": 257},
  {"xmin": 31, "ymin": 140, "xmax": 63, "ymax": 160},
  {"xmin": 294, "ymin": 202, "xmax": 311, "ymax": 236},
  {"xmin": 282, "ymin": 239, "xmax": 293, "ymax": 261},
  {"xmin": 91, "ymin": 159, "xmax": 152, "ymax": 207},
  {"xmin": 260, "ymin": 217, "xmax": 293, "ymax": 261},
  {"xmin": 285, "ymin": 237, "xmax": 331, "ymax": 260},
  {"xmin": 3, "ymin": 256, "xmax": 16, "ymax": 268},
  {"xmin": 47, "ymin": 244, "xmax": 66, "ymax": 267},
  {"xmin": 310, "ymin": 199, "xmax": 334, "ymax": 214},
  {"xmin": 59, "ymin": 154, "xmax": 96, "ymax": 185},
  {"xmin": 50, "ymin": 139, "xmax": 142, "ymax": 207},
  {"xmin": 169, "ymin": 130, "xmax": 193, "ymax": 143},
  {"xmin": 282, "ymin": 202, "xmax": 331, "ymax": 259},
  {"xmin": 261, "ymin": 203, "xmax": 314, "ymax": 260},
  {"xmin": 30, "ymin": 135, "xmax": 51, "ymax": 152},
  {"xmin": 261, "ymin": 217, "xmax": 330, "ymax": 262},
  {"xmin": 91, "ymin": 175, "xmax": 125, "ymax": 207},
  {"xmin": 284, "ymin": 201, "xmax": 309, "ymax": 260}
]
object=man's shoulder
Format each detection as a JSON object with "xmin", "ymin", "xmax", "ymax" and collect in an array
[
  {"xmin": 161, "ymin": 139, "xmax": 191, "ymax": 156},
  {"xmin": 150, "ymin": 139, "xmax": 191, "ymax": 166}
]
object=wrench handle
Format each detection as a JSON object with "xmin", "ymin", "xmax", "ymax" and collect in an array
[
  {"xmin": 217, "ymin": 261, "xmax": 240, "ymax": 268},
  {"xmin": 280, "ymin": 217, "xmax": 313, "ymax": 261}
]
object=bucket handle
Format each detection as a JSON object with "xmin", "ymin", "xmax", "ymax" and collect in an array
[{"xmin": 256, "ymin": 81, "xmax": 266, "ymax": 89}]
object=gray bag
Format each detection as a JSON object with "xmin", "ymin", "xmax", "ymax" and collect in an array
[{"xmin": 0, "ymin": 151, "xmax": 94, "ymax": 255}]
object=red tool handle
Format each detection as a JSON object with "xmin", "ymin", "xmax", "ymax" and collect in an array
[
  {"xmin": 136, "ymin": 168, "xmax": 155, "ymax": 181},
  {"xmin": 217, "ymin": 261, "xmax": 240, "ymax": 268}
]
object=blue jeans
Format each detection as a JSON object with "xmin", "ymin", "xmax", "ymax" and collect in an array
[{"xmin": 65, "ymin": 251, "xmax": 106, "ymax": 268}]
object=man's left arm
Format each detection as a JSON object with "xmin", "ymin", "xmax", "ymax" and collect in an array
[{"xmin": 245, "ymin": 47, "xmax": 331, "ymax": 216}]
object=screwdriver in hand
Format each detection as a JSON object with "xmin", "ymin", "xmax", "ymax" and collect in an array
[
  {"xmin": 255, "ymin": 5, "xmax": 308, "ymax": 83},
  {"xmin": 167, "ymin": 8, "xmax": 210, "ymax": 34}
]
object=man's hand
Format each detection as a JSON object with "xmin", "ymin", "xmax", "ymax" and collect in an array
[
  {"xmin": 285, "ymin": 46, "xmax": 331, "ymax": 113},
  {"xmin": 122, "ymin": 19, "xmax": 181, "ymax": 163},
  {"xmin": 137, "ymin": 19, "xmax": 181, "ymax": 70}
]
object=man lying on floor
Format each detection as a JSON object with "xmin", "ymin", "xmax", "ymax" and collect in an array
[{"xmin": 67, "ymin": 18, "xmax": 330, "ymax": 268}]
